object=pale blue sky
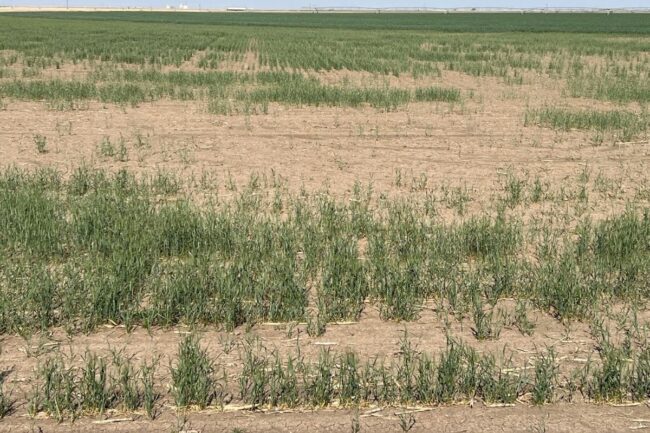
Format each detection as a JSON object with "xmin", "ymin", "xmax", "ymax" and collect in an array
[{"xmin": 1, "ymin": 0, "xmax": 649, "ymax": 10}]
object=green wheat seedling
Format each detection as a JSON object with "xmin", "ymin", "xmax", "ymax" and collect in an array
[
  {"xmin": 339, "ymin": 351, "xmax": 361, "ymax": 406},
  {"xmin": 307, "ymin": 312, "xmax": 327, "ymax": 337},
  {"xmin": 502, "ymin": 172, "xmax": 527, "ymax": 208},
  {"xmin": 568, "ymin": 74, "xmax": 650, "ymax": 104},
  {"xmin": 35, "ymin": 356, "xmax": 79, "ymax": 422},
  {"xmin": 478, "ymin": 354, "xmax": 522, "ymax": 404},
  {"xmin": 472, "ymin": 300, "xmax": 503, "ymax": 341},
  {"xmin": 12, "ymin": 335, "xmax": 650, "ymax": 416},
  {"xmin": 351, "ymin": 409, "xmax": 361, "ymax": 433},
  {"xmin": 111, "ymin": 352, "xmax": 140, "ymax": 412},
  {"xmin": 116, "ymin": 137, "xmax": 129, "ymax": 162},
  {"xmin": 434, "ymin": 340, "xmax": 465, "ymax": 403},
  {"xmin": 239, "ymin": 340, "xmax": 269, "ymax": 408},
  {"xmin": 309, "ymin": 349, "xmax": 334, "ymax": 407},
  {"xmin": 141, "ymin": 358, "xmax": 159, "ymax": 419},
  {"xmin": 80, "ymin": 351, "xmax": 111, "ymax": 413},
  {"xmin": 170, "ymin": 335, "xmax": 217, "ymax": 409},
  {"xmin": 414, "ymin": 86, "xmax": 461, "ymax": 103},
  {"xmin": 98, "ymin": 136, "xmax": 115, "ymax": 158},
  {"xmin": 398, "ymin": 413, "xmax": 416, "ymax": 432},
  {"xmin": 631, "ymin": 347, "xmax": 650, "ymax": 400},
  {"xmin": 529, "ymin": 177, "xmax": 546, "ymax": 203},
  {"xmin": 514, "ymin": 300, "xmax": 535, "ymax": 336},
  {"xmin": 589, "ymin": 341, "xmax": 630, "ymax": 402},
  {"xmin": 269, "ymin": 352, "xmax": 299, "ymax": 407},
  {"xmin": 396, "ymin": 331, "xmax": 418, "ymax": 403},
  {"xmin": 532, "ymin": 348, "xmax": 558, "ymax": 405}
]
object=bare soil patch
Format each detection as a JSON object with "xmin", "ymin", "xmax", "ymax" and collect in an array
[{"xmin": 0, "ymin": 403, "xmax": 648, "ymax": 433}]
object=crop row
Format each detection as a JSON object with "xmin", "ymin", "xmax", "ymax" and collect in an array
[
  {"xmin": 524, "ymin": 107, "xmax": 649, "ymax": 142},
  {"xmin": 0, "ymin": 167, "xmax": 648, "ymax": 334},
  {"xmin": 1, "ymin": 332, "xmax": 649, "ymax": 421},
  {"xmin": 0, "ymin": 73, "xmax": 461, "ymax": 110}
]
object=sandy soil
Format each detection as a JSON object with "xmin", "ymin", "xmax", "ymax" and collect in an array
[
  {"xmin": 1, "ymin": 403, "xmax": 650, "ymax": 433},
  {"xmin": 1, "ymin": 71, "xmax": 647, "ymax": 202}
]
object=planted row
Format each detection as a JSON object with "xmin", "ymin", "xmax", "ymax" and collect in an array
[
  {"xmin": 5, "ymin": 333, "xmax": 650, "ymax": 421},
  {"xmin": 0, "ymin": 167, "xmax": 648, "ymax": 333},
  {"xmin": 0, "ymin": 75, "xmax": 461, "ymax": 111}
]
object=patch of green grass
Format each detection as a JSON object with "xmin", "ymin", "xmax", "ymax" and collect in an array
[
  {"xmin": 568, "ymin": 75, "xmax": 650, "ymax": 104},
  {"xmin": 414, "ymin": 86, "xmax": 461, "ymax": 103},
  {"xmin": 525, "ymin": 107, "xmax": 649, "ymax": 142}
]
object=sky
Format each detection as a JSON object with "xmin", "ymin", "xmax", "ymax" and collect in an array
[{"xmin": 1, "ymin": 0, "xmax": 649, "ymax": 10}]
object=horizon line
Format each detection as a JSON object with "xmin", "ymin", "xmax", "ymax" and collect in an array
[{"xmin": 2, "ymin": 6, "xmax": 650, "ymax": 12}]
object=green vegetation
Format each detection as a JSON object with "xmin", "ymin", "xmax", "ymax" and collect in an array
[
  {"xmin": 0, "ymin": 13, "xmax": 648, "ymax": 111},
  {"xmin": 568, "ymin": 75, "xmax": 650, "ymax": 104},
  {"xmin": 524, "ymin": 107, "xmax": 649, "ymax": 142},
  {"xmin": 0, "ymin": 166, "xmax": 648, "ymax": 333},
  {"xmin": 171, "ymin": 335, "xmax": 218, "ymax": 408},
  {"xmin": 414, "ymin": 86, "xmax": 461, "ymax": 102},
  {"xmin": 5, "ymin": 12, "xmax": 650, "ymax": 34},
  {"xmin": 0, "ymin": 74, "xmax": 459, "ymax": 110},
  {"xmin": 0, "ymin": 11, "xmax": 649, "ymax": 421},
  {"xmin": 33, "ymin": 134, "xmax": 48, "ymax": 154},
  {"xmin": 532, "ymin": 349, "xmax": 557, "ymax": 405},
  {"xmin": 28, "ymin": 350, "xmax": 160, "ymax": 421},
  {"xmin": 17, "ymin": 333, "xmax": 650, "ymax": 420}
]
